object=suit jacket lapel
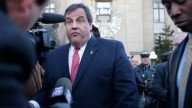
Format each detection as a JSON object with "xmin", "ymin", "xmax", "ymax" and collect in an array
[
  {"xmin": 59, "ymin": 44, "xmax": 71, "ymax": 80},
  {"xmin": 73, "ymin": 37, "xmax": 98, "ymax": 89},
  {"xmin": 184, "ymin": 34, "xmax": 192, "ymax": 107},
  {"xmin": 184, "ymin": 66, "xmax": 192, "ymax": 108}
]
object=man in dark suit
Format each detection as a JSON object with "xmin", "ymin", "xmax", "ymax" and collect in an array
[
  {"xmin": 32, "ymin": 3, "xmax": 138, "ymax": 108},
  {"xmin": 151, "ymin": 55, "xmax": 169, "ymax": 108},
  {"xmin": 161, "ymin": 0, "xmax": 192, "ymax": 108}
]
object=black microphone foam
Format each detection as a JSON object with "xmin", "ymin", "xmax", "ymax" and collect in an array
[
  {"xmin": 40, "ymin": 13, "xmax": 65, "ymax": 24},
  {"xmin": 49, "ymin": 78, "xmax": 73, "ymax": 106}
]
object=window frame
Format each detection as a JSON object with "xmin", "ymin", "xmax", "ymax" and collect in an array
[
  {"xmin": 44, "ymin": 2, "xmax": 56, "ymax": 13},
  {"xmin": 153, "ymin": 2, "xmax": 165, "ymax": 23}
]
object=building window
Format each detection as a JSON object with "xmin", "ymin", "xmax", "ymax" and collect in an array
[
  {"xmin": 96, "ymin": 2, "xmax": 111, "ymax": 16},
  {"xmin": 44, "ymin": 3, "xmax": 55, "ymax": 13},
  {"xmin": 153, "ymin": 2, "xmax": 165, "ymax": 23}
]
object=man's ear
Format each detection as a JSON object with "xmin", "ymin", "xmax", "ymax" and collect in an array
[{"xmin": 89, "ymin": 22, "xmax": 92, "ymax": 31}]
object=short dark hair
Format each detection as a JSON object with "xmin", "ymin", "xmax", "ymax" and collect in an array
[
  {"xmin": 35, "ymin": 0, "xmax": 48, "ymax": 6},
  {"xmin": 161, "ymin": 51, "xmax": 172, "ymax": 63},
  {"xmin": 91, "ymin": 25, "xmax": 100, "ymax": 38},
  {"xmin": 64, "ymin": 3, "xmax": 93, "ymax": 23}
]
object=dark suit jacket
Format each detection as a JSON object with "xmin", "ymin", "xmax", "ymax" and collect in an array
[
  {"xmin": 34, "ymin": 37, "xmax": 138, "ymax": 108},
  {"xmin": 167, "ymin": 36, "xmax": 192, "ymax": 108},
  {"xmin": 152, "ymin": 62, "xmax": 168, "ymax": 108}
]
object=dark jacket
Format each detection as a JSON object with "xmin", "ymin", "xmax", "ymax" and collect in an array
[
  {"xmin": 152, "ymin": 62, "xmax": 168, "ymax": 108},
  {"xmin": 34, "ymin": 37, "xmax": 138, "ymax": 108},
  {"xmin": 134, "ymin": 64, "xmax": 158, "ymax": 108},
  {"xmin": 0, "ymin": 10, "xmax": 36, "ymax": 108},
  {"xmin": 167, "ymin": 36, "xmax": 192, "ymax": 108}
]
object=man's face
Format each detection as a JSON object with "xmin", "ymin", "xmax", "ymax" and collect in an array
[
  {"xmin": 141, "ymin": 54, "xmax": 150, "ymax": 66},
  {"xmin": 65, "ymin": 8, "xmax": 92, "ymax": 48},
  {"xmin": 162, "ymin": 0, "xmax": 192, "ymax": 32},
  {"xmin": 6, "ymin": 0, "xmax": 45, "ymax": 31},
  {"xmin": 131, "ymin": 59, "xmax": 138, "ymax": 68}
]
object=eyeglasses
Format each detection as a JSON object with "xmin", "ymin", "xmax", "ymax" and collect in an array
[{"xmin": 141, "ymin": 54, "xmax": 149, "ymax": 58}]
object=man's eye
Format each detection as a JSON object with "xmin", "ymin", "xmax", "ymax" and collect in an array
[
  {"xmin": 66, "ymin": 20, "xmax": 72, "ymax": 24},
  {"xmin": 77, "ymin": 19, "xmax": 84, "ymax": 23}
]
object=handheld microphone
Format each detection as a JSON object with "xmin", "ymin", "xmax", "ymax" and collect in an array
[
  {"xmin": 39, "ymin": 13, "xmax": 65, "ymax": 24},
  {"xmin": 49, "ymin": 78, "xmax": 72, "ymax": 108}
]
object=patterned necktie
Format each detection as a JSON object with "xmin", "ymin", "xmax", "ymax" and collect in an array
[
  {"xmin": 71, "ymin": 48, "xmax": 80, "ymax": 86},
  {"xmin": 179, "ymin": 34, "xmax": 192, "ymax": 108}
]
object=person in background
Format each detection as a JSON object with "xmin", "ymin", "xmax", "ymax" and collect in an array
[
  {"xmin": 151, "ymin": 52, "xmax": 171, "ymax": 108},
  {"xmin": 131, "ymin": 58, "xmax": 139, "ymax": 69},
  {"xmin": 91, "ymin": 24, "xmax": 101, "ymax": 38},
  {"xmin": 134, "ymin": 51, "xmax": 158, "ymax": 108}
]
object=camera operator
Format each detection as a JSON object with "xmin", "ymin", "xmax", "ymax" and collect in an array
[{"xmin": 5, "ymin": 0, "xmax": 50, "ymax": 99}]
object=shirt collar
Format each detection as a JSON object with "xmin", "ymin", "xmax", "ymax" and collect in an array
[{"xmin": 70, "ymin": 35, "xmax": 92, "ymax": 51}]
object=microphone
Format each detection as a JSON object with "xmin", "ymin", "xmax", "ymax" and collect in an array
[
  {"xmin": 49, "ymin": 78, "xmax": 72, "ymax": 108},
  {"xmin": 39, "ymin": 13, "xmax": 65, "ymax": 24}
]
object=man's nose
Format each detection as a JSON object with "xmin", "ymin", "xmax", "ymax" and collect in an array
[{"xmin": 71, "ymin": 21, "xmax": 78, "ymax": 30}]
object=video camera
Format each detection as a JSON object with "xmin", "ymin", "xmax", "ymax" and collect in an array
[{"xmin": 29, "ymin": 13, "xmax": 65, "ymax": 64}]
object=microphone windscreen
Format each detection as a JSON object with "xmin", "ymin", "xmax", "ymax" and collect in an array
[
  {"xmin": 40, "ymin": 13, "xmax": 65, "ymax": 24},
  {"xmin": 55, "ymin": 78, "xmax": 72, "ymax": 93}
]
